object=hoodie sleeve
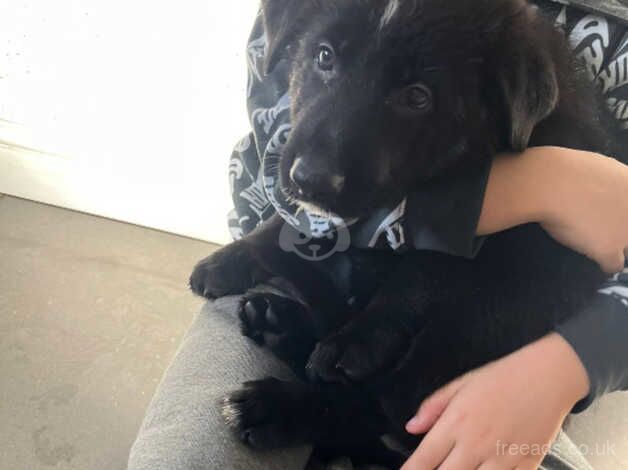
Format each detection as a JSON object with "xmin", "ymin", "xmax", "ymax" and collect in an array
[{"xmin": 556, "ymin": 266, "xmax": 628, "ymax": 412}]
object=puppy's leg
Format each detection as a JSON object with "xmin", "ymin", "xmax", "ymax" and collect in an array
[
  {"xmin": 190, "ymin": 214, "xmax": 336, "ymax": 298},
  {"xmin": 239, "ymin": 278, "xmax": 318, "ymax": 375},
  {"xmin": 190, "ymin": 213, "xmax": 350, "ymax": 317},
  {"xmin": 189, "ymin": 240, "xmax": 267, "ymax": 299},
  {"xmin": 305, "ymin": 250, "xmax": 483, "ymax": 383},
  {"xmin": 306, "ymin": 308, "xmax": 421, "ymax": 383},
  {"xmin": 189, "ymin": 215, "xmax": 285, "ymax": 299},
  {"xmin": 306, "ymin": 259, "xmax": 436, "ymax": 383},
  {"xmin": 222, "ymin": 378, "xmax": 403, "ymax": 465}
]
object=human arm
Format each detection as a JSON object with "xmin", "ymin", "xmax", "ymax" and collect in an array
[
  {"xmin": 401, "ymin": 273, "xmax": 628, "ymax": 469},
  {"xmin": 398, "ymin": 147, "xmax": 628, "ymax": 468},
  {"xmin": 403, "ymin": 145, "xmax": 628, "ymax": 468},
  {"xmin": 557, "ymin": 273, "xmax": 628, "ymax": 411},
  {"xmin": 401, "ymin": 333, "xmax": 590, "ymax": 470},
  {"xmin": 478, "ymin": 147, "xmax": 628, "ymax": 273}
]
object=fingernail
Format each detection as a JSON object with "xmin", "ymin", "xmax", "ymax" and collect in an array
[{"xmin": 406, "ymin": 416, "xmax": 422, "ymax": 431}]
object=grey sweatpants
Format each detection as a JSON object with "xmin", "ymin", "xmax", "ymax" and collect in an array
[{"xmin": 127, "ymin": 298, "xmax": 593, "ymax": 470}]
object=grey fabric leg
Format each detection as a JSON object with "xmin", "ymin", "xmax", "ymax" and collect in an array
[
  {"xmin": 127, "ymin": 298, "xmax": 312, "ymax": 470},
  {"xmin": 127, "ymin": 298, "xmax": 594, "ymax": 470}
]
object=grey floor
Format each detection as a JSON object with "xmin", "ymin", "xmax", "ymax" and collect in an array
[
  {"xmin": 1, "ymin": 195, "xmax": 627, "ymax": 469},
  {"xmin": 0, "ymin": 195, "xmax": 218, "ymax": 469}
]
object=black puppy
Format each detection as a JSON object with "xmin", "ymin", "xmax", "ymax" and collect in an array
[{"xmin": 191, "ymin": 0, "xmax": 628, "ymax": 465}]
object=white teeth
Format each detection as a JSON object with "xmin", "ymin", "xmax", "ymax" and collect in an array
[
  {"xmin": 296, "ymin": 200, "xmax": 331, "ymax": 217},
  {"xmin": 380, "ymin": 0, "xmax": 401, "ymax": 29},
  {"xmin": 221, "ymin": 397, "xmax": 241, "ymax": 427}
]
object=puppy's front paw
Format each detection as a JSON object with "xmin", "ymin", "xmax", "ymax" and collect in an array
[
  {"xmin": 222, "ymin": 378, "xmax": 311, "ymax": 450},
  {"xmin": 189, "ymin": 242, "xmax": 265, "ymax": 299},
  {"xmin": 306, "ymin": 326, "xmax": 409, "ymax": 383},
  {"xmin": 239, "ymin": 286, "xmax": 317, "ymax": 371}
]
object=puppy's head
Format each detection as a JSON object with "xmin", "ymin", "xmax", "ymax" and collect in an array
[{"xmin": 263, "ymin": 0, "xmax": 560, "ymax": 219}]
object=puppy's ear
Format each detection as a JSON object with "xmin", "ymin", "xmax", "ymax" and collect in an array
[
  {"xmin": 497, "ymin": 48, "xmax": 559, "ymax": 151},
  {"xmin": 261, "ymin": 0, "xmax": 301, "ymax": 74}
]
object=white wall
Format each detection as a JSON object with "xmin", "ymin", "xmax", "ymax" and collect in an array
[{"xmin": 0, "ymin": 0, "xmax": 261, "ymax": 245}]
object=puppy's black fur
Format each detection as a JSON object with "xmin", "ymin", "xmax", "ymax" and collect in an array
[{"xmin": 191, "ymin": 0, "xmax": 628, "ymax": 465}]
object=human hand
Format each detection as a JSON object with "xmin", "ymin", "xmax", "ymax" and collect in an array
[
  {"xmin": 401, "ymin": 333, "xmax": 590, "ymax": 470},
  {"xmin": 479, "ymin": 147, "xmax": 628, "ymax": 273}
]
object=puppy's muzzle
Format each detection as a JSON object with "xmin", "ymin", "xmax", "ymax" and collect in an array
[{"xmin": 290, "ymin": 157, "xmax": 345, "ymax": 202}]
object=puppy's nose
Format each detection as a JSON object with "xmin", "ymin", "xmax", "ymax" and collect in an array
[{"xmin": 289, "ymin": 157, "xmax": 345, "ymax": 200}]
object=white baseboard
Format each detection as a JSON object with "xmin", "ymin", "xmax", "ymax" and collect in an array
[{"xmin": 0, "ymin": 139, "xmax": 231, "ymax": 245}]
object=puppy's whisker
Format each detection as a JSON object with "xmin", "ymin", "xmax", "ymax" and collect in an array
[{"xmin": 280, "ymin": 187, "xmax": 300, "ymax": 207}]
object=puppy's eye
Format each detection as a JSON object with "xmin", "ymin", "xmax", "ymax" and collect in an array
[
  {"xmin": 400, "ymin": 84, "xmax": 432, "ymax": 112},
  {"xmin": 315, "ymin": 44, "xmax": 336, "ymax": 71}
]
